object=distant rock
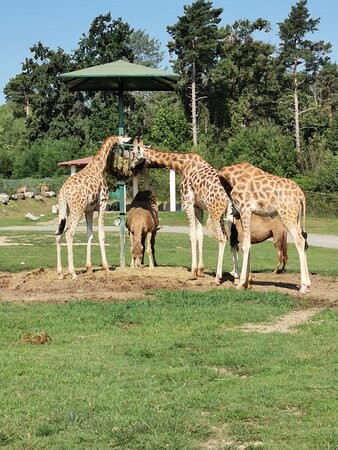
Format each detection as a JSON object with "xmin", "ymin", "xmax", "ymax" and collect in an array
[
  {"xmin": 0, "ymin": 193, "xmax": 9, "ymax": 204},
  {"xmin": 24, "ymin": 192, "xmax": 35, "ymax": 199},
  {"xmin": 44, "ymin": 191, "xmax": 56, "ymax": 197},
  {"xmin": 25, "ymin": 212, "xmax": 40, "ymax": 221},
  {"xmin": 10, "ymin": 194, "xmax": 18, "ymax": 200},
  {"xmin": 34, "ymin": 195, "xmax": 45, "ymax": 201}
]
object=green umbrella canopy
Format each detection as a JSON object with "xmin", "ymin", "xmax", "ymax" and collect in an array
[{"xmin": 59, "ymin": 59, "xmax": 178, "ymax": 92}]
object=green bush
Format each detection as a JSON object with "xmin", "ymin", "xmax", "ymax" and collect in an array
[
  {"xmin": 305, "ymin": 191, "xmax": 338, "ymax": 217},
  {"xmin": 313, "ymin": 152, "xmax": 338, "ymax": 193},
  {"xmin": 12, "ymin": 138, "xmax": 85, "ymax": 178},
  {"xmin": 149, "ymin": 98, "xmax": 190, "ymax": 151},
  {"xmin": 223, "ymin": 122, "xmax": 297, "ymax": 177}
]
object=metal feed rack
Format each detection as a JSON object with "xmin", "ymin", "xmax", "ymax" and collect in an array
[{"xmin": 108, "ymin": 141, "xmax": 133, "ymax": 268}]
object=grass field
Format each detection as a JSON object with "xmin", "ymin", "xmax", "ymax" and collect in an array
[
  {"xmin": 0, "ymin": 231, "xmax": 338, "ymax": 277},
  {"xmin": 0, "ymin": 215, "xmax": 337, "ymax": 448},
  {"xmin": 0, "ymin": 291, "xmax": 337, "ymax": 449}
]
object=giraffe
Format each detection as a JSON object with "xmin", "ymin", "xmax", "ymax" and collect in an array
[
  {"xmin": 55, "ymin": 134, "xmax": 130, "ymax": 279},
  {"xmin": 218, "ymin": 162, "xmax": 311, "ymax": 294},
  {"xmin": 130, "ymin": 138, "xmax": 235, "ymax": 284}
]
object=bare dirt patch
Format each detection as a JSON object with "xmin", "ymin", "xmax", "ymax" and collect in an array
[
  {"xmin": 201, "ymin": 423, "xmax": 263, "ymax": 449},
  {"xmin": 0, "ymin": 266, "xmax": 336, "ymax": 305},
  {"xmin": 237, "ymin": 307, "xmax": 321, "ymax": 334}
]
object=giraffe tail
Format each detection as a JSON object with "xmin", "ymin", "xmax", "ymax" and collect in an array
[
  {"xmin": 55, "ymin": 195, "xmax": 67, "ymax": 236},
  {"xmin": 300, "ymin": 195, "xmax": 308, "ymax": 251}
]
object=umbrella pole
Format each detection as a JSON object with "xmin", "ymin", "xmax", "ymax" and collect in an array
[{"xmin": 118, "ymin": 86, "xmax": 126, "ymax": 269}]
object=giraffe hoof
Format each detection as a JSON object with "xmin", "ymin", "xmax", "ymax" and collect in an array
[
  {"xmin": 86, "ymin": 267, "xmax": 92, "ymax": 273},
  {"xmin": 57, "ymin": 273, "xmax": 64, "ymax": 280},
  {"xmin": 71, "ymin": 273, "xmax": 78, "ymax": 280},
  {"xmin": 233, "ymin": 277, "xmax": 240, "ymax": 285},
  {"xmin": 299, "ymin": 285, "xmax": 310, "ymax": 294},
  {"xmin": 189, "ymin": 269, "xmax": 198, "ymax": 280},
  {"xmin": 197, "ymin": 268, "xmax": 204, "ymax": 277}
]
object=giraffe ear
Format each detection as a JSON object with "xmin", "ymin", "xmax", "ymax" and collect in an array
[{"xmin": 120, "ymin": 134, "xmax": 131, "ymax": 144}]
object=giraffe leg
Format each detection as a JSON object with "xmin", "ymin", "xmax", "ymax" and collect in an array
[
  {"xmin": 236, "ymin": 212, "xmax": 251, "ymax": 290},
  {"xmin": 195, "ymin": 207, "xmax": 204, "ymax": 277},
  {"xmin": 85, "ymin": 211, "xmax": 94, "ymax": 273},
  {"xmin": 287, "ymin": 225, "xmax": 311, "ymax": 293},
  {"xmin": 65, "ymin": 215, "xmax": 80, "ymax": 279},
  {"xmin": 230, "ymin": 246, "xmax": 240, "ymax": 284},
  {"xmin": 98, "ymin": 200, "xmax": 109, "ymax": 273},
  {"xmin": 146, "ymin": 232, "xmax": 154, "ymax": 269},
  {"xmin": 56, "ymin": 234, "xmax": 63, "ymax": 279},
  {"xmin": 151, "ymin": 232, "xmax": 157, "ymax": 267},
  {"xmin": 184, "ymin": 203, "xmax": 198, "ymax": 278},
  {"xmin": 210, "ymin": 213, "xmax": 227, "ymax": 285},
  {"xmin": 226, "ymin": 203, "xmax": 239, "ymax": 283}
]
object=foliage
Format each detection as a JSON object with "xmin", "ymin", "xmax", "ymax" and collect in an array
[
  {"xmin": 313, "ymin": 152, "xmax": 338, "ymax": 192},
  {"xmin": 12, "ymin": 138, "xmax": 85, "ymax": 178},
  {"xmin": 0, "ymin": 104, "xmax": 27, "ymax": 177},
  {"xmin": 223, "ymin": 122, "xmax": 297, "ymax": 177},
  {"xmin": 209, "ymin": 18, "xmax": 276, "ymax": 133},
  {"xmin": 167, "ymin": 0, "xmax": 223, "ymax": 144},
  {"xmin": 130, "ymin": 29, "xmax": 164, "ymax": 67},
  {"xmin": 149, "ymin": 95, "xmax": 191, "ymax": 150},
  {"xmin": 277, "ymin": 0, "xmax": 332, "ymax": 164},
  {"xmin": 1, "ymin": 4, "xmax": 337, "ymax": 193}
]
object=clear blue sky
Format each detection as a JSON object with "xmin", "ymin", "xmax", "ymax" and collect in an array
[{"xmin": 1, "ymin": 0, "xmax": 337, "ymax": 105}]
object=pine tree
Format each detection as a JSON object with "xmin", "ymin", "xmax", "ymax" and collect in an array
[
  {"xmin": 278, "ymin": 0, "xmax": 331, "ymax": 163},
  {"xmin": 167, "ymin": 0, "xmax": 223, "ymax": 146}
]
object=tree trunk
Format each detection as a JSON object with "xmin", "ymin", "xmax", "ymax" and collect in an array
[
  {"xmin": 293, "ymin": 59, "xmax": 301, "ymax": 159},
  {"xmin": 25, "ymin": 97, "xmax": 30, "ymax": 118},
  {"xmin": 191, "ymin": 60, "xmax": 198, "ymax": 147}
]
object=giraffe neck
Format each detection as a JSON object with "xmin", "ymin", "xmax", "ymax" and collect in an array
[
  {"xmin": 91, "ymin": 136, "xmax": 118, "ymax": 172},
  {"xmin": 144, "ymin": 148, "xmax": 204, "ymax": 175}
]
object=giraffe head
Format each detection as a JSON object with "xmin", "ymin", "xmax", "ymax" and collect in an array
[
  {"xmin": 131, "ymin": 137, "xmax": 147, "ymax": 173},
  {"xmin": 131, "ymin": 240, "xmax": 143, "ymax": 269}
]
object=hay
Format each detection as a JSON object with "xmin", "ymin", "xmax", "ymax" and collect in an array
[
  {"xmin": 21, "ymin": 331, "xmax": 52, "ymax": 345},
  {"xmin": 108, "ymin": 148, "xmax": 131, "ymax": 178}
]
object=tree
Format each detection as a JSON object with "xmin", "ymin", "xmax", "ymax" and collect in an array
[
  {"xmin": 4, "ymin": 42, "xmax": 87, "ymax": 142},
  {"xmin": 130, "ymin": 29, "xmax": 163, "ymax": 68},
  {"xmin": 278, "ymin": 0, "xmax": 331, "ymax": 164},
  {"xmin": 167, "ymin": 0, "xmax": 223, "ymax": 146},
  {"xmin": 74, "ymin": 14, "xmax": 134, "ymax": 67},
  {"xmin": 149, "ymin": 95, "xmax": 190, "ymax": 150},
  {"xmin": 208, "ymin": 18, "xmax": 275, "ymax": 134}
]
